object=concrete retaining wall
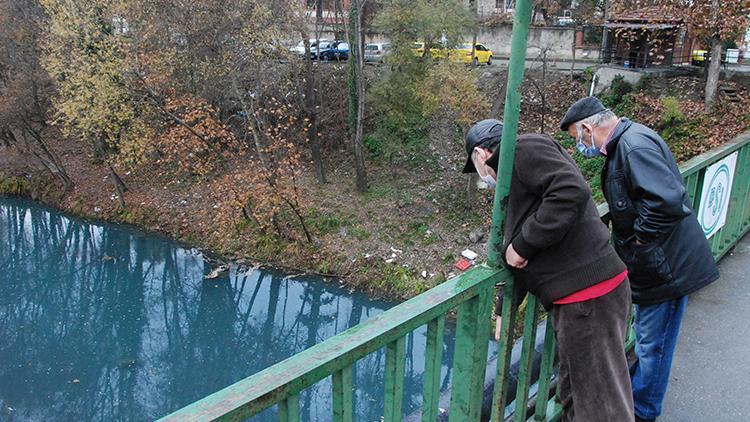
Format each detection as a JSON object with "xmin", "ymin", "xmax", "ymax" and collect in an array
[{"xmin": 478, "ymin": 25, "xmax": 599, "ymax": 61}]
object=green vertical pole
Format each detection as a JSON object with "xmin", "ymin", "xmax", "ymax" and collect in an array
[
  {"xmin": 486, "ymin": 0, "xmax": 531, "ymax": 419},
  {"xmin": 486, "ymin": 0, "xmax": 533, "ymax": 267}
]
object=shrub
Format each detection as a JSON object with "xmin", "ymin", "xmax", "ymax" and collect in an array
[
  {"xmin": 0, "ymin": 175, "xmax": 31, "ymax": 196},
  {"xmin": 661, "ymin": 96, "xmax": 684, "ymax": 126},
  {"xmin": 600, "ymin": 75, "xmax": 633, "ymax": 111}
]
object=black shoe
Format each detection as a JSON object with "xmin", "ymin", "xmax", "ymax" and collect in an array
[{"xmin": 635, "ymin": 416, "xmax": 655, "ymax": 422}]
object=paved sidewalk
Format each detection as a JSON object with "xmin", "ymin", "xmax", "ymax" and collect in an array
[{"xmin": 661, "ymin": 233, "xmax": 750, "ymax": 421}]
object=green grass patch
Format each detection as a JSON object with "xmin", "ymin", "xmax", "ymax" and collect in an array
[
  {"xmin": 379, "ymin": 263, "xmax": 425, "ymax": 295},
  {"xmin": 365, "ymin": 183, "xmax": 395, "ymax": 200},
  {"xmin": 0, "ymin": 174, "xmax": 31, "ymax": 196},
  {"xmin": 395, "ymin": 220, "xmax": 437, "ymax": 247},
  {"xmin": 350, "ymin": 226, "xmax": 371, "ymax": 240},
  {"xmin": 306, "ymin": 210, "xmax": 350, "ymax": 236}
]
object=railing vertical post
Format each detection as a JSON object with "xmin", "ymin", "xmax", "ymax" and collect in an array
[
  {"xmin": 422, "ymin": 315, "xmax": 446, "ymax": 422},
  {"xmin": 332, "ymin": 366, "xmax": 353, "ymax": 422},
  {"xmin": 513, "ymin": 296, "xmax": 539, "ymax": 422},
  {"xmin": 742, "ymin": 145, "xmax": 750, "ymax": 228},
  {"xmin": 448, "ymin": 285, "xmax": 495, "ymax": 422},
  {"xmin": 729, "ymin": 146, "xmax": 750, "ymax": 238},
  {"xmin": 534, "ymin": 317, "xmax": 557, "ymax": 420},
  {"xmin": 490, "ymin": 283, "xmax": 520, "ymax": 422},
  {"xmin": 383, "ymin": 336, "xmax": 406, "ymax": 421},
  {"xmin": 726, "ymin": 148, "xmax": 746, "ymax": 239},
  {"xmin": 278, "ymin": 394, "xmax": 300, "ymax": 422}
]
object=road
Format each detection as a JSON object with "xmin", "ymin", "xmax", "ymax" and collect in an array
[{"xmin": 660, "ymin": 233, "xmax": 750, "ymax": 421}]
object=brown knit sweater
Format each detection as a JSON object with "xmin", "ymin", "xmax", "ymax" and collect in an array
[{"xmin": 493, "ymin": 134, "xmax": 626, "ymax": 311}]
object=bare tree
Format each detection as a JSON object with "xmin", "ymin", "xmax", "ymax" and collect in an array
[{"xmin": 348, "ymin": 0, "xmax": 369, "ymax": 193}]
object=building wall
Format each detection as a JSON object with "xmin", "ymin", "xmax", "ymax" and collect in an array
[
  {"xmin": 478, "ymin": 25, "xmax": 600, "ymax": 61},
  {"xmin": 318, "ymin": 24, "xmax": 601, "ymax": 62}
]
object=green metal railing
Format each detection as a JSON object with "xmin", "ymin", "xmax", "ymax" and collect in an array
[
  {"xmin": 159, "ymin": 2, "xmax": 750, "ymax": 420},
  {"xmin": 158, "ymin": 128, "xmax": 750, "ymax": 422}
]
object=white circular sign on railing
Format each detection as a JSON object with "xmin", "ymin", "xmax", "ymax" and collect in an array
[{"xmin": 697, "ymin": 152, "xmax": 738, "ymax": 239}]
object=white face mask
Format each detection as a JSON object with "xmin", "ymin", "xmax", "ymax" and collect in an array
[
  {"xmin": 472, "ymin": 147, "xmax": 497, "ymax": 189},
  {"xmin": 480, "ymin": 174, "xmax": 497, "ymax": 189}
]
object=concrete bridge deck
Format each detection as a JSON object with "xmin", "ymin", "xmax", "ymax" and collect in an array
[{"xmin": 661, "ymin": 233, "xmax": 750, "ymax": 421}]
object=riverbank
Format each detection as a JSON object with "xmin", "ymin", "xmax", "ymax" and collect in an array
[
  {"xmin": 3, "ymin": 71, "xmax": 749, "ymax": 301},
  {"xmin": 0, "ymin": 137, "xmax": 499, "ymax": 300}
]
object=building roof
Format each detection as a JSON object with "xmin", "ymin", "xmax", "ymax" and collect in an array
[
  {"xmin": 604, "ymin": 22, "xmax": 679, "ymax": 29},
  {"xmin": 609, "ymin": 6, "xmax": 684, "ymax": 24}
]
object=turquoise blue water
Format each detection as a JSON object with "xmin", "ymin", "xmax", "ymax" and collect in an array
[{"xmin": 0, "ymin": 197, "xmax": 486, "ymax": 421}]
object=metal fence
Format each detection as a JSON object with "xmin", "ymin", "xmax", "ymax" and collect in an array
[{"xmin": 158, "ymin": 10, "xmax": 750, "ymax": 422}]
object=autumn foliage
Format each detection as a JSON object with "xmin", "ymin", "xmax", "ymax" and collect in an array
[
  {"xmin": 214, "ymin": 101, "xmax": 312, "ymax": 244},
  {"xmin": 157, "ymin": 97, "xmax": 242, "ymax": 177}
]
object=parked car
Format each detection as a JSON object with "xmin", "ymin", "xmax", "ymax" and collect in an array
[
  {"xmin": 320, "ymin": 41, "xmax": 349, "ymax": 61},
  {"xmin": 364, "ymin": 43, "xmax": 391, "ymax": 62},
  {"xmin": 691, "ymin": 49, "xmax": 738, "ymax": 66},
  {"xmin": 309, "ymin": 41, "xmax": 334, "ymax": 60},
  {"xmin": 289, "ymin": 39, "xmax": 330, "ymax": 56},
  {"xmin": 410, "ymin": 41, "xmax": 448, "ymax": 59},
  {"xmin": 692, "ymin": 49, "xmax": 707, "ymax": 66},
  {"xmin": 448, "ymin": 43, "xmax": 493, "ymax": 65}
]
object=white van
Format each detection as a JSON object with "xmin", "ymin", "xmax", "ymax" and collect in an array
[{"xmin": 364, "ymin": 43, "xmax": 392, "ymax": 62}]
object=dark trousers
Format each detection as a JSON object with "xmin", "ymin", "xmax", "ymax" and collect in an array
[{"xmin": 551, "ymin": 280, "xmax": 635, "ymax": 422}]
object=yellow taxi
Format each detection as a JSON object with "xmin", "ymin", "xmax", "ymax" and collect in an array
[
  {"xmin": 410, "ymin": 42, "xmax": 448, "ymax": 59},
  {"xmin": 691, "ymin": 50, "xmax": 707, "ymax": 66},
  {"xmin": 448, "ymin": 43, "xmax": 493, "ymax": 65}
]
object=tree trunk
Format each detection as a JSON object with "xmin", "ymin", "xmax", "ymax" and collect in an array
[
  {"xmin": 490, "ymin": 76, "xmax": 508, "ymax": 119},
  {"xmin": 301, "ymin": 20, "xmax": 326, "ymax": 184},
  {"xmin": 106, "ymin": 162, "xmax": 127, "ymax": 209},
  {"xmin": 705, "ymin": 37, "xmax": 722, "ymax": 111},
  {"xmin": 470, "ymin": 0, "xmax": 478, "ymax": 68},
  {"xmin": 24, "ymin": 125, "xmax": 74, "ymax": 190},
  {"xmin": 350, "ymin": 0, "xmax": 367, "ymax": 192},
  {"xmin": 9, "ymin": 126, "xmax": 74, "ymax": 191},
  {"xmin": 231, "ymin": 77, "xmax": 273, "ymax": 177},
  {"xmin": 95, "ymin": 133, "xmax": 127, "ymax": 208}
]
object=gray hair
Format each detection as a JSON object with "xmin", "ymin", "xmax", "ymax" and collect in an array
[{"xmin": 575, "ymin": 109, "xmax": 617, "ymax": 134}]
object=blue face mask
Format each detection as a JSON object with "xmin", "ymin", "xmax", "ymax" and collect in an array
[{"xmin": 576, "ymin": 129, "xmax": 601, "ymax": 159}]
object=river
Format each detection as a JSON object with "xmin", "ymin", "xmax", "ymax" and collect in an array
[{"xmin": 0, "ymin": 197, "xmax": 497, "ymax": 421}]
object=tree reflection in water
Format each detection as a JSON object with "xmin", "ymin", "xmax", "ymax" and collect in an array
[{"xmin": 0, "ymin": 198, "xmax": 469, "ymax": 421}]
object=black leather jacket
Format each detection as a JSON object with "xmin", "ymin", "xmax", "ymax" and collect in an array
[{"xmin": 601, "ymin": 119, "xmax": 719, "ymax": 304}]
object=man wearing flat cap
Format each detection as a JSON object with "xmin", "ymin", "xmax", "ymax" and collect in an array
[
  {"xmin": 562, "ymin": 97, "xmax": 719, "ymax": 422},
  {"xmin": 463, "ymin": 119, "xmax": 634, "ymax": 421}
]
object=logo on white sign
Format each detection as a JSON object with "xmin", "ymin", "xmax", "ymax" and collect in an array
[{"xmin": 697, "ymin": 152, "xmax": 738, "ymax": 238}]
